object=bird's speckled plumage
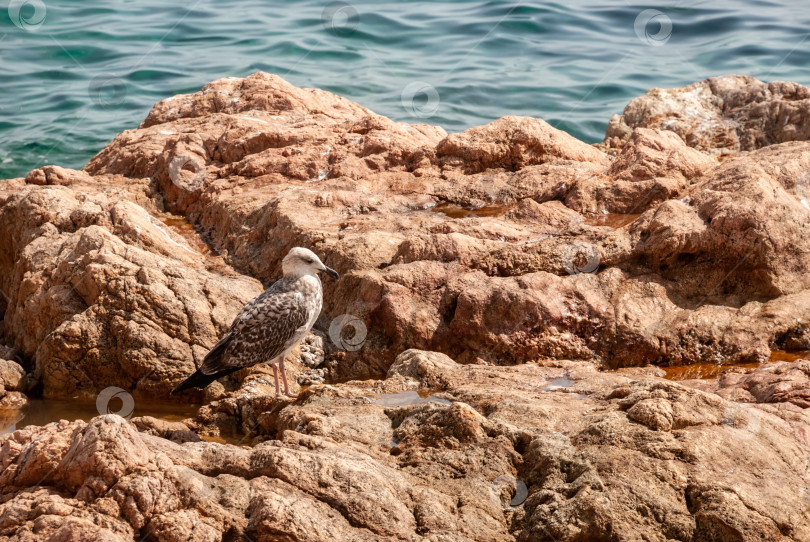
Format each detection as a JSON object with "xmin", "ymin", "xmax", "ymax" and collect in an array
[
  {"xmin": 170, "ymin": 247, "xmax": 339, "ymax": 396},
  {"xmin": 200, "ymin": 274, "xmax": 322, "ymax": 374}
]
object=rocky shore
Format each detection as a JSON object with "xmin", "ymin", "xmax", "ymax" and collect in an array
[{"xmin": 2, "ymin": 73, "xmax": 810, "ymax": 540}]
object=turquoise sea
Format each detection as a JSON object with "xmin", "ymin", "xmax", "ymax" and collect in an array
[{"xmin": 1, "ymin": 0, "xmax": 809, "ymax": 180}]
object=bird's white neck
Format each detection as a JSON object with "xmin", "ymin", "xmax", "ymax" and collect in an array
[{"xmin": 283, "ymin": 265, "xmax": 320, "ymax": 281}]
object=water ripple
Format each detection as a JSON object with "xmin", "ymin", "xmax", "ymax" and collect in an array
[{"xmin": 1, "ymin": 0, "xmax": 809, "ymax": 179}]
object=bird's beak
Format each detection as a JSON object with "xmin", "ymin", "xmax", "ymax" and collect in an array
[{"xmin": 323, "ymin": 266, "xmax": 339, "ymax": 279}]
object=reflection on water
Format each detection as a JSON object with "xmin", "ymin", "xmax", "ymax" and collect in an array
[
  {"xmin": 663, "ymin": 350, "xmax": 810, "ymax": 381},
  {"xmin": 541, "ymin": 377, "xmax": 575, "ymax": 391},
  {"xmin": 0, "ymin": 410, "xmax": 25, "ymax": 435},
  {"xmin": 429, "ymin": 202, "xmax": 512, "ymax": 219},
  {"xmin": 769, "ymin": 350, "xmax": 810, "ymax": 363},
  {"xmin": 584, "ymin": 213, "xmax": 643, "ymax": 228},
  {"xmin": 157, "ymin": 212, "xmax": 215, "ymax": 256},
  {"xmin": 0, "ymin": 398, "xmax": 200, "ymax": 435},
  {"xmin": 372, "ymin": 390, "xmax": 451, "ymax": 407},
  {"xmin": 662, "ymin": 362, "xmax": 761, "ymax": 381}
]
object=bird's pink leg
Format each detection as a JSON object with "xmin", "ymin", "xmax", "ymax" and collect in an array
[
  {"xmin": 279, "ymin": 358, "xmax": 297, "ymax": 398},
  {"xmin": 272, "ymin": 363, "xmax": 281, "ymax": 397}
]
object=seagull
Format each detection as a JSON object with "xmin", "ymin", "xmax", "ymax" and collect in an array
[{"xmin": 170, "ymin": 247, "xmax": 339, "ymax": 397}]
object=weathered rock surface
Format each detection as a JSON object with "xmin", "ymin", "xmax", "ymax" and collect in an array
[
  {"xmin": 3, "ymin": 73, "xmax": 810, "ymax": 540},
  {"xmin": 686, "ymin": 358, "xmax": 810, "ymax": 408},
  {"xmin": 604, "ymin": 74, "xmax": 810, "ymax": 153},
  {"xmin": 0, "ymin": 348, "xmax": 28, "ymax": 411},
  {"xmin": 0, "ymin": 168, "xmax": 262, "ymax": 399},
  {"xmin": 4, "ymin": 72, "xmax": 798, "ymax": 384},
  {"xmin": 3, "ymin": 351, "xmax": 810, "ymax": 541}
]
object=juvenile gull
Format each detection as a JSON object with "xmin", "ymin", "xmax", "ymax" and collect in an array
[{"xmin": 170, "ymin": 247, "xmax": 339, "ymax": 397}]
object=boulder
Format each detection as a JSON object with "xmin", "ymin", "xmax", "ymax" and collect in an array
[
  {"xmin": 3, "ymin": 73, "xmax": 810, "ymax": 396},
  {"xmin": 604, "ymin": 74, "xmax": 810, "ymax": 152},
  {"xmin": 3, "ymin": 356, "xmax": 810, "ymax": 540},
  {"xmin": 0, "ymin": 172, "xmax": 262, "ymax": 399}
]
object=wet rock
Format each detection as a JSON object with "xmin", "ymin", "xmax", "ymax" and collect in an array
[{"xmin": 131, "ymin": 416, "xmax": 203, "ymax": 444}]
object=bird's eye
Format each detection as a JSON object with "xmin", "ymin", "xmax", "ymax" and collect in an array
[{"xmin": 305, "ymin": 258, "xmax": 314, "ymax": 264}]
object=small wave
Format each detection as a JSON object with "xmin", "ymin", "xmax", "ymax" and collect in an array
[{"xmin": 1, "ymin": 0, "xmax": 809, "ymax": 178}]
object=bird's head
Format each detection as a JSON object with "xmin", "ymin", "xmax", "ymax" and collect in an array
[{"xmin": 282, "ymin": 247, "xmax": 339, "ymax": 280}]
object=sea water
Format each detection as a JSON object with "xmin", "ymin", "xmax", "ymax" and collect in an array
[{"xmin": 1, "ymin": 0, "xmax": 808, "ymax": 179}]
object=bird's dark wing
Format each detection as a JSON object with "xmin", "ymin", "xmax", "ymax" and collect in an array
[{"xmin": 199, "ymin": 283, "xmax": 310, "ymax": 374}]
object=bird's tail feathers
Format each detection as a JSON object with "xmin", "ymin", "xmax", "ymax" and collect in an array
[
  {"xmin": 171, "ymin": 334, "xmax": 237, "ymax": 395},
  {"xmin": 199, "ymin": 334, "xmax": 230, "ymax": 373},
  {"xmin": 170, "ymin": 366, "xmax": 241, "ymax": 395}
]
